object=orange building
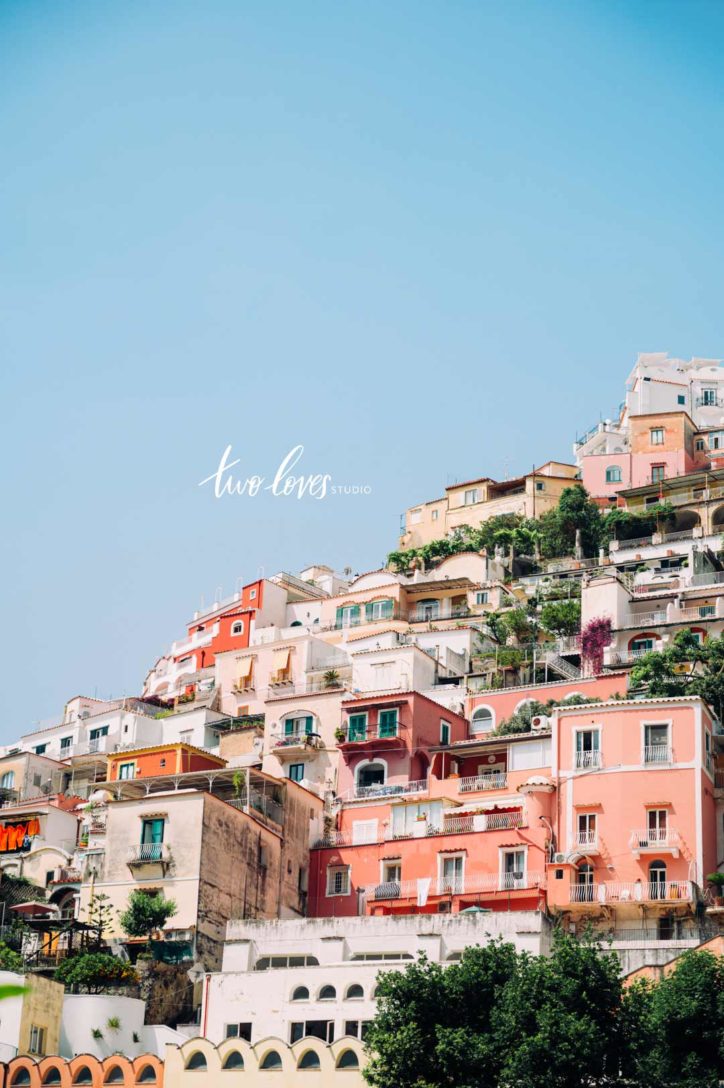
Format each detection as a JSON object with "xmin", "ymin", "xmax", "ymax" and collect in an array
[{"xmin": 106, "ymin": 743, "xmax": 226, "ymax": 782}]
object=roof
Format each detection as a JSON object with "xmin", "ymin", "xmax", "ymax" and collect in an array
[
  {"xmin": 620, "ymin": 465, "xmax": 724, "ymax": 497},
  {"xmin": 107, "ymin": 742, "xmax": 227, "ymax": 765},
  {"xmin": 553, "ymin": 694, "xmax": 708, "ymax": 713}
]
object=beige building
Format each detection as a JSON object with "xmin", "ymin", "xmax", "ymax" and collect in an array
[
  {"xmin": 164, "ymin": 1036, "xmax": 365, "ymax": 1086},
  {"xmin": 399, "ymin": 461, "xmax": 579, "ymax": 548},
  {"xmin": 0, "ymin": 972, "xmax": 63, "ymax": 1061}
]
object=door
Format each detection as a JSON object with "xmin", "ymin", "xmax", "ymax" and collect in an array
[
  {"xmin": 141, "ymin": 818, "xmax": 164, "ymax": 861},
  {"xmin": 441, "ymin": 855, "xmax": 464, "ymax": 894},
  {"xmin": 577, "ymin": 813, "xmax": 596, "ymax": 847},
  {"xmin": 647, "ymin": 809, "xmax": 667, "ymax": 845},
  {"xmin": 649, "ymin": 861, "xmax": 667, "ymax": 900},
  {"xmin": 502, "ymin": 850, "xmax": 525, "ymax": 890},
  {"xmin": 576, "ymin": 863, "xmax": 595, "ymax": 901}
]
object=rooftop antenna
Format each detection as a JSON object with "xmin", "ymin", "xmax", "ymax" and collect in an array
[
  {"xmin": 257, "ymin": 566, "xmax": 265, "ymax": 579},
  {"xmin": 213, "ymin": 585, "xmax": 222, "ymax": 605}
]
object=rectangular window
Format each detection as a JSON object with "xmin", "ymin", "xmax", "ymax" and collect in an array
[
  {"xmin": 696, "ymin": 438, "xmax": 705, "ymax": 451},
  {"xmin": 702, "ymin": 388, "xmax": 717, "ymax": 406},
  {"xmin": 347, "ymin": 713, "xmax": 367, "ymax": 741},
  {"xmin": 711, "ymin": 432, "xmax": 724, "ymax": 450},
  {"xmin": 34, "ymin": 744, "xmax": 47, "ymax": 755},
  {"xmin": 677, "ymin": 394, "xmax": 686, "ymax": 405},
  {"xmin": 289, "ymin": 763, "xmax": 304, "ymax": 783},
  {"xmin": 141, "ymin": 819, "xmax": 164, "ymax": 860},
  {"xmin": 225, "ymin": 1023, "xmax": 252, "ymax": 1041},
  {"xmin": 365, "ymin": 599, "xmax": 394, "ymax": 621},
  {"xmin": 291, "ymin": 1021, "xmax": 334, "ymax": 1044},
  {"xmin": 699, "ymin": 605, "xmax": 715, "ymax": 618},
  {"xmin": 463, "ymin": 489, "xmax": 479, "ymax": 505},
  {"xmin": 650, "ymin": 428, "xmax": 664, "ymax": 445},
  {"xmin": 326, "ymin": 866, "xmax": 350, "ymax": 896},
  {"xmin": 575, "ymin": 729, "xmax": 600, "ymax": 768},
  {"xmin": 475, "ymin": 591, "xmax": 489, "ymax": 605},
  {"xmin": 378, "ymin": 709, "xmax": 398, "ymax": 738},
  {"xmin": 118, "ymin": 762, "xmax": 135, "ymax": 780},
  {"xmin": 0, "ymin": 771, "xmax": 15, "ymax": 789},
  {"xmin": 536, "ymin": 480, "xmax": 545, "ymax": 491},
  {"xmin": 440, "ymin": 721, "xmax": 450, "ymax": 745},
  {"xmin": 501, "ymin": 849, "xmax": 526, "ymax": 889},
  {"xmin": 60, "ymin": 736, "xmax": 73, "ymax": 751},
  {"xmin": 28, "ymin": 1025, "xmax": 46, "ymax": 1055},
  {"xmin": 651, "ymin": 464, "xmax": 666, "ymax": 484},
  {"xmin": 285, "ymin": 716, "xmax": 313, "ymax": 737},
  {"xmin": 605, "ymin": 466, "xmax": 622, "ymax": 483},
  {"xmin": 577, "ymin": 813, "xmax": 597, "ymax": 845},
  {"xmin": 409, "ymin": 508, "xmax": 422, "ymax": 525},
  {"xmin": 644, "ymin": 723, "xmax": 670, "ymax": 763},
  {"xmin": 89, "ymin": 726, "xmax": 109, "ymax": 740},
  {"xmin": 440, "ymin": 854, "xmax": 464, "ymax": 893},
  {"xmin": 382, "ymin": 860, "xmax": 401, "ymax": 884},
  {"xmin": 431, "ymin": 509, "xmax": 439, "ymax": 521}
]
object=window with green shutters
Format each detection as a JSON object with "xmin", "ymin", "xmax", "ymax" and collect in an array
[
  {"xmin": 378, "ymin": 709, "xmax": 398, "ymax": 738},
  {"xmin": 336, "ymin": 605, "xmax": 361, "ymax": 628},
  {"xmin": 348, "ymin": 714, "xmax": 367, "ymax": 741},
  {"xmin": 364, "ymin": 599, "xmax": 394, "ymax": 622},
  {"xmin": 285, "ymin": 716, "xmax": 313, "ymax": 736}
]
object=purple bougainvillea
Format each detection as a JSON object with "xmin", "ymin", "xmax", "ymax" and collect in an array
[{"xmin": 580, "ymin": 616, "xmax": 612, "ymax": 676}]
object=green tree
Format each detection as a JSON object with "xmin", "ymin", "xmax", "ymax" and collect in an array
[
  {"xmin": 539, "ymin": 599, "xmax": 581, "ymax": 637},
  {"xmin": 0, "ymin": 941, "xmax": 23, "ymax": 972},
  {"xmin": 54, "ymin": 952, "xmax": 138, "ymax": 994},
  {"xmin": 629, "ymin": 628, "xmax": 724, "ymax": 720},
  {"xmin": 119, "ymin": 890, "xmax": 177, "ymax": 944},
  {"xmin": 647, "ymin": 951, "xmax": 724, "ymax": 1088},
  {"xmin": 537, "ymin": 485, "xmax": 603, "ymax": 559},
  {"xmin": 84, "ymin": 892, "xmax": 114, "ymax": 947}
]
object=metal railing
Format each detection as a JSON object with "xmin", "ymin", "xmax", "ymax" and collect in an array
[
  {"xmin": 642, "ymin": 744, "xmax": 672, "ymax": 764},
  {"xmin": 573, "ymin": 830, "xmax": 598, "ymax": 848},
  {"xmin": 368, "ymin": 870, "xmax": 545, "ymax": 901},
  {"xmin": 575, "ymin": 750, "xmax": 601, "ymax": 769},
  {"xmin": 127, "ymin": 843, "xmax": 170, "ymax": 864},
  {"xmin": 695, "ymin": 395, "xmax": 722, "ymax": 407},
  {"xmin": 265, "ymin": 680, "xmax": 348, "ymax": 701},
  {"xmin": 569, "ymin": 880, "xmax": 692, "ymax": 904},
  {"xmin": 339, "ymin": 779, "xmax": 427, "ymax": 803},
  {"xmin": 677, "ymin": 605, "xmax": 718, "ymax": 621},
  {"xmin": 345, "ymin": 724, "xmax": 400, "ymax": 743},
  {"xmin": 689, "ymin": 570, "xmax": 724, "ymax": 587},
  {"xmin": 622, "ymin": 609, "xmax": 668, "ymax": 628},
  {"xmin": 272, "ymin": 731, "xmax": 322, "ymax": 749},
  {"xmin": 459, "ymin": 772, "xmax": 507, "ymax": 793},
  {"xmin": 610, "ymin": 535, "xmax": 653, "ymax": 551},
  {"xmin": 629, "ymin": 828, "xmax": 680, "ymax": 850}
]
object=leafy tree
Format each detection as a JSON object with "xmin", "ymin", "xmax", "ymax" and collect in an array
[
  {"xmin": 54, "ymin": 952, "xmax": 138, "ymax": 994},
  {"xmin": 119, "ymin": 890, "xmax": 177, "ymax": 944},
  {"xmin": 539, "ymin": 599, "xmax": 581, "ymax": 637},
  {"xmin": 600, "ymin": 502, "xmax": 675, "ymax": 545},
  {"xmin": 537, "ymin": 485, "xmax": 603, "ymax": 559},
  {"xmin": 494, "ymin": 694, "xmax": 601, "ymax": 736},
  {"xmin": 0, "ymin": 941, "xmax": 23, "ymax": 972},
  {"xmin": 630, "ymin": 629, "xmax": 724, "ymax": 720},
  {"xmin": 84, "ymin": 892, "xmax": 114, "ymax": 947}
]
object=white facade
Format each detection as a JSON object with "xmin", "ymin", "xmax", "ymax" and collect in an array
[
  {"xmin": 59, "ymin": 994, "xmax": 185, "ymax": 1059},
  {"xmin": 202, "ymin": 913, "xmax": 552, "ymax": 1047}
]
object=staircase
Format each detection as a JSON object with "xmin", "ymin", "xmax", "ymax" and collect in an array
[{"xmin": 544, "ymin": 652, "xmax": 581, "ymax": 681}]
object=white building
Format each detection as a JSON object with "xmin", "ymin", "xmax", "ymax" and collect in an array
[{"xmin": 201, "ymin": 912, "xmax": 552, "ymax": 1046}]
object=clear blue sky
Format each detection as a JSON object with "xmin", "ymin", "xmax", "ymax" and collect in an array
[{"xmin": 2, "ymin": 0, "xmax": 723, "ymax": 737}]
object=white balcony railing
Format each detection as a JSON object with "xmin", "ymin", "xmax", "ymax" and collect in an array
[
  {"xmin": 570, "ymin": 880, "xmax": 692, "ymax": 904},
  {"xmin": 575, "ymin": 750, "xmax": 601, "ymax": 769},
  {"xmin": 368, "ymin": 871, "xmax": 545, "ymax": 902},
  {"xmin": 458, "ymin": 772, "xmax": 507, "ymax": 793},
  {"xmin": 574, "ymin": 830, "xmax": 598, "ymax": 849},
  {"xmin": 127, "ymin": 843, "xmax": 170, "ymax": 864},
  {"xmin": 629, "ymin": 828, "xmax": 680, "ymax": 850},
  {"xmin": 339, "ymin": 779, "xmax": 427, "ymax": 803},
  {"xmin": 622, "ymin": 609, "xmax": 668, "ymax": 629},
  {"xmin": 642, "ymin": 745, "xmax": 672, "ymax": 764},
  {"xmin": 690, "ymin": 571, "xmax": 724, "ymax": 588}
]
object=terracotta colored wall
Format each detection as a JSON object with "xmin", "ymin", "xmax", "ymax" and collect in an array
[
  {"xmin": 1, "ymin": 1053, "xmax": 163, "ymax": 1087},
  {"xmin": 467, "ymin": 673, "xmax": 627, "ymax": 731},
  {"xmin": 108, "ymin": 748, "xmax": 223, "ymax": 780}
]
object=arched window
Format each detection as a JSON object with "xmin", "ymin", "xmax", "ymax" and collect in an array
[
  {"xmin": 291, "ymin": 985, "xmax": 310, "ymax": 1001},
  {"xmin": 297, "ymin": 1051, "xmax": 321, "ymax": 1070},
  {"xmin": 605, "ymin": 466, "xmax": 622, "ymax": 483},
  {"xmin": 336, "ymin": 1050, "xmax": 360, "ymax": 1070},
  {"xmin": 260, "ymin": 1051, "xmax": 283, "ymax": 1071},
  {"xmin": 138, "ymin": 1066, "xmax": 158, "ymax": 1083},
  {"xmin": 42, "ymin": 1071, "xmax": 63, "ymax": 1086},
  {"xmin": 356, "ymin": 761, "xmax": 386, "ymax": 790},
  {"xmin": 471, "ymin": 707, "xmax": 494, "ymax": 734},
  {"xmin": 649, "ymin": 860, "xmax": 667, "ymax": 899},
  {"xmin": 104, "ymin": 1067, "xmax": 125, "ymax": 1084},
  {"xmin": 73, "ymin": 1069, "xmax": 93, "ymax": 1086},
  {"xmin": 345, "ymin": 984, "xmax": 364, "ymax": 1000},
  {"xmin": 10, "ymin": 1071, "xmax": 31, "ymax": 1087},
  {"xmin": 231, "ymin": 621, "xmax": 245, "ymax": 636},
  {"xmin": 318, "ymin": 984, "xmax": 336, "ymax": 1000},
  {"xmin": 629, "ymin": 634, "xmax": 658, "ymax": 655},
  {"xmin": 185, "ymin": 1052, "xmax": 208, "ymax": 1071},
  {"xmin": 222, "ymin": 1052, "xmax": 244, "ymax": 1070}
]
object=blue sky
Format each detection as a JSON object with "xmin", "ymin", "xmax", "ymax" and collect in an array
[{"xmin": 2, "ymin": 0, "xmax": 724, "ymax": 736}]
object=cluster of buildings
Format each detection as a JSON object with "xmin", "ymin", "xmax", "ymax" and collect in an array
[{"xmin": 1, "ymin": 353, "xmax": 723, "ymax": 1080}]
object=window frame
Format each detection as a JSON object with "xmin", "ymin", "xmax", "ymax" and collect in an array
[{"xmin": 326, "ymin": 865, "xmax": 351, "ymax": 897}]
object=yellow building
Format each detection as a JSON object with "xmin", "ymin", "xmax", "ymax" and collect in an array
[{"xmin": 164, "ymin": 1037, "xmax": 366, "ymax": 1086}]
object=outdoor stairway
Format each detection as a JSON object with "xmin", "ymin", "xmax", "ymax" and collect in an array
[{"xmin": 544, "ymin": 651, "xmax": 581, "ymax": 681}]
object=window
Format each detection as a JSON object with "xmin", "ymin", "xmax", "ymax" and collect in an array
[
  {"xmin": 29, "ymin": 1024, "xmax": 46, "ymax": 1055},
  {"xmin": 650, "ymin": 427, "xmax": 664, "ymax": 445},
  {"xmin": 475, "ymin": 591, "xmax": 489, "ymax": 605},
  {"xmin": 336, "ymin": 605, "xmax": 361, "ymax": 628},
  {"xmin": 345, "ymin": 984, "xmax": 364, "ymax": 1000},
  {"xmin": 289, "ymin": 763, "xmax": 305, "ymax": 783},
  {"xmin": 140, "ymin": 818, "xmax": 165, "ymax": 860},
  {"xmin": 357, "ymin": 761, "xmax": 386, "ymax": 789},
  {"xmin": 260, "ymin": 1050, "xmax": 282, "ymax": 1070},
  {"xmin": 471, "ymin": 706, "xmax": 494, "ymax": 734},
  {"xmin": 179, "ymin": 730, "xmax": 193, "ymax": 744},
  {"xmin": 224, "ymin": 1023, "xmax": 252, "ymax": 1041},
  {"xmin": 249, "ymin": 587, "xmax": 257, "ymax": 599},
  {"xmin": 291, "ymin": 986, "xmax": 309, "ymax": 1001},
  {"xmin": 711, "ymin": 431, "xmax": 724, "ymax": 450},
  {"xmin": 651, "ymin": 465, "xmax": 666, "ymax": 484},
  {"xmin": 0, "ymin": 771, "xmax": 15, "ymax": 789},
  {"xmin": 12, "ymin": 1073, "xmax": 31, "ymax": 1087},
  {"xmin": 699, "ymin": 605, "xmax": 716, "ymax": 618},
  {"xmin": 291, "ymin": 1022, "xmax": 334, "ymax": 1044},
  {"xmin": 696, "ymin": 438, "xmax": 705, "ymax": 451},
  {"xmin": 34, "ymin": 744, "xmax": 47, "ymax": 755},
  {"xmin": 705, "ymin": 730, "xmax": 712, "ymax": 770},
  {"xmin": 285, "ymin": 715, "xmax": 313, "ymax": 737},
  {"xmin": 351, "ymin": 819, "xmax": 378, "ymax": 845},
  {"xmin": 409, "ymin": 509, "xmax": 422, "ymax": 525},
  {"xmin": 536, "ymin": 481, "xmax": 545, "ymax": 491},
  {"xmin": 431, "ymin": 509, "xmax": 439, "ymax": 521},
  {"xmin": 439, "ymin": 854, "xmax": 464, "ymax": 894},
  {"xmin": 231, "ymin": 621, "xmax": 245, "ymax": 636},
  {"xmin": 605, "ymin": 466, "xmax": 622, "ymax": 483},
  {"xmin": 575, "ymin": 863, "xmax": 595, "ymax": 900},
  {"xmin": 631, "ymin": 637, "xmax": 656, "ymax": 654},
  {"xmin": 646, "ymin": 809, "xmax": 668, "ymax": 842},
  {"xmin": 222, "ymin": 1052, "xmax": 244, "ymax": 1070},
  {"xmin": 415, "ymin": 598, "xmax": 440, "ymax": 621},
  {"xmin": 336, "ymin": 1050, "xmax": 360, "ymax": 1070},
  {"xmin": 89, "ymin": 726, "xmax": 109, "ymax": 740},
  {"xmin": 702, "ymin": 388, "xmax": 717, "ymax": 405},
  {"xmin": 73, "ymin": 1068, "xmax": 93, "ymax": 1085},
  {"xmin": 644, "ymin": 723, "xmax": 670, "ymax": 763},
  {"xmin": 677, "ymin": 394, "xmax": 686, "ymax": 405},
  {"xmin": 381, "ymin": 860, "xmax": 401, "ymax": 887},
  {"xmin": 42, "ymin": 1069, "xmax": 62, "ymax": 1085},
  {"xmin": 463, "ymin": 489, "xmax": 480, "ymax": 505},
  {"xmin": 365, "ymin": 599, "xmax": 394, "ymax": 621},
  {"xmin": 501, "ymin": 849, "xmax": 526, "ymax": 889},
  {"xmin": 391, "ymin": 801, "xmax": 442, "ymax": 837},
  {"xmin": 60, "ymin": 736, "xmax": 73, "ymax": 752},
  {"xmin": 440, "ymin": 721, "xmax": 450, "ymax": 745},
  {"xmin": 575, "ymin": 729, "xmax": 600, "ymax": 768},
  {"xmin": 347, "ymin": 713, "xmax": 367, "ymax": 741},
  {"xmin": 297, "ymin": 1051, "xmax": 321, "ymax": 1070},
  {"xmin": 254, "ymin": 955, "xmax": 319, "ymax": 970},
  {"xmin": 649, "ymin": 860, "xmax": 667, "ymax": 898},
  {"xmin": 577, "ymin": 813, "xmax": 596, "ymax": 846},
  {"xmin": 350, "ymin": 952, "xmax": 412, "ymax": 961},
  {"xmin": 118, "ymin": 762, "xmax": 135, "ymax": 780},
  {"xmin": 378, "ymin": 709, "xmax": 398, "ymax": 738},
  {"xmin": 137, "ymin": 1066, "xmax": 157, "ymax": 1083},
  {"xmin": 318, "ymin": 985, "xmax": 336, "ymax": 1000},
  {"xmin": 326, "ymin": 866, "xmax": 350, "ymax": 896}
]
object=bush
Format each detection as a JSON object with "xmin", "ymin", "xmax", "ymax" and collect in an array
[
  {"xmin": 0, "ymin": 941, "xmax": 23, "ymax": 972},
  {"xmin": 54, "ymin": 952, "xmax": 138, "ymax": 994}
]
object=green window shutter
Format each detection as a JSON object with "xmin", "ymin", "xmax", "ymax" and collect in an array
[
  {"xmin": 335, "ymin": 606, "xmax": 345, "ymax": 627},
  {"xmin": 349, "ymin": 714, "xmax": 367, "ymax": 741},
  {"xmin": 304, "ymin": 717, "xmax": 313, "ymax": 735},
  {"xmin": 350, "ymin": 605, "xmax": 361, "ymax": 626},
  {"xmin": 381, "ymin": 599, "xmax": 394, "ymax": 618},
  {"xmin": 365, "ymin": 602, "xmax": 374, "ymax": 620},
  {"xmin": 379, "ymin": 710, "xmax": 398, "ymax": 737},
  {"xmin": 285, "ymin": 719, "xmax": 295, "ymax": 736}
]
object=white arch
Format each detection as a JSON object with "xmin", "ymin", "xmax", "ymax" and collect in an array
[
  {"xmin": 470, "ymin": 705, "xmax": 496, "ymax": 734},
  {"xmin": 354, "ymin": 757, "xmax": 388, "ymax": 787},
  {"xmin": 513, "ymin": 697, "xmax": 537, "ymax": 713}
]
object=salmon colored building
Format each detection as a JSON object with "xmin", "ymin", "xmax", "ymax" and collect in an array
[
  {"xmin": 105, "ymin": 743, "xmax": 226, "ymax": 781},
  {"xmin": 310, "ymin": 683, "xmax": 721, "ymax": 937},
  {"xmin": 0, "ymin": 1053, "xmax": 163, "ymax": 1087}
]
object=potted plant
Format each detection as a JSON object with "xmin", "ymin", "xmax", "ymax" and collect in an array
[
  {"xmin": 706, "ymin": 871, "xmax": 724, "ymax": 906},
  {"xmin": 323, "ymin": 669, "xmax": 340, "ymax": 689},
  {"xmin": 334, "ymin": 727, "xmax": 346, "ymax": 743}
]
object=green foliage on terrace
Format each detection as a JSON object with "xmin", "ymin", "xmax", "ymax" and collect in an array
[
  {"xmin": 364, "ymin": 935, "xmax": 724, "ymax": 1088},
  {"xmin": 630, "ymin": 628, "xmax": 724, "ymax": 721},
  {"xmin": 54, "ymin": 952, "xmax": 138, "ymax": 994},
  {"xmin": 389, "ymin": 487, "xmax": 678, "ymax": 570},
  {"xmin": 493, "ymin": 693, "xmax": 601, "ymax": 736}
]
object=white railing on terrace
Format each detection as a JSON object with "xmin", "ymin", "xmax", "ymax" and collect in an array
[
  {"xmin": 574, "ymin": 830, "xmax": 598, "ymax": 848},
  {"xmin": 610, "ymin": 535, "xmax": 653, "ymax": 551},
  {"xmin": 690, "ymin": 570, "xmax": 724, "ymax": 587},
  {"xmin": 172, "ymin": 625, "xmax": 217, "ymax": 657},
  {"xmin": 367, "ymin": 870, "xmax": 545, "ymax": 901},
  {"xmin": 604, "ymin": 647, "xmax": 656, "ymax": 666},
  {"xmin": 339, "ymin": 779, "xmax": 427, "ymax": 803},
  {"xmin": 629, "ymin": 828, "xmax": 680, "ymax": 850},
  {"xmin": 630, "ymin": 579, "xmax": 681, "ymax": 596},
  {"xmin": 569, "ymin": 880, "xmax": 692, "ymax": 904},
  {"xmin": 677, "ymin": 605, "xmax": 719, "ymax": 622},
  {"xmin": 459, "ymin": 772, "xmax": 507, "ymax": 793},
  {"xmin": 127, "ymin": 843, "xmax": 170, "ymax": 864},
  {"xmin": 555, "ymin": 636, "xmax": 581, "ymax": 654},
  {"xmin": 642, "ymin": 744, "xmax": 672, "ymax": 764},
  {"xmin": 441, "ymin": 812, "xmax": 525, "ymax": 836},
  {"xmin": 575, "ymin": 750, "xmax": 601, "ymax": 769},
  {"xmin": 622, "ymin": 609, "xmax": 668, "ymax": 628}
]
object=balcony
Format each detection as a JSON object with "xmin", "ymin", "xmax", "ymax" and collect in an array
[
  {"xmin": 338, "ymin": 779, "xmax": 427, "ymax": 803},
  {"xmin": 573, "ymin": 830, "xmax": 599, "ymax": 853},
  {"xmin": 440, "ymin": 811, "xmax": 525, "ymax": 836},
  {"xmin": 689, "ymin": 571, "xmax": 724, "ymax": 589},
  {"xmin": 642, "ymin": 744, "xmax": 672, "ymax": 764},
  {"xmin": 569, "ymin": 880, "xmax": 692, "ymax": 905},
  {"xmin": 341, "ymin": 723, "xmax": 402, "ymax": 748},
  {"xmin": 127, "ymin": 843, "xmax": 171, "ymax": 868},
  {"xmin": 695, "ymin": 395, "xmax": 722, "ymax": 408},
  {"xmin": 575, "ymin": 750, "xmax": 602, "ymax": 770},
  {"xmin": 272, "ymin": 731, "xmax": 322, "ymax": 758},
  {"xmin": 368, "ymin": 870, "xmax": 545, "ymax": 903},
  {"xmin": 458, "ymin": 772, "xmax": 507, "ymax": 793},
  {"xmin": 629, "ymin": 828, "xmax": 680, "ymax": 858},
  {"xmin": 622, "ymin": 609, "xmax": 669, "ymax": 629},
  {"xmin": 265, "ymin": 680, "xmax": 348, "ymax": 701}
]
